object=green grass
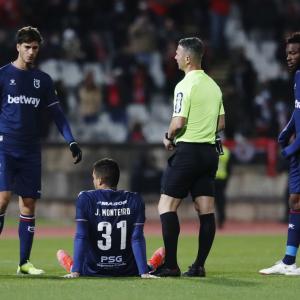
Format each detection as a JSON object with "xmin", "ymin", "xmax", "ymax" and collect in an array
[
  {"xmin": 3, "ymin": 217, "xmax": 74, "ymax": 228},
  {"xmin": 0, "ymin": 234, "xmax": 299, "ymax": 300}
]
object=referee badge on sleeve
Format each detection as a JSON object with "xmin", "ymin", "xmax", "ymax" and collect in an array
[{"xmin": 174, "ymin": 92, "xmax": 183, "ymax": 113}]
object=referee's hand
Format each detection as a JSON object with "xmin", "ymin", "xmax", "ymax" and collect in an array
[{"xmin": 163, "ymin": 136, "xmax": 175, "ymax": 151}]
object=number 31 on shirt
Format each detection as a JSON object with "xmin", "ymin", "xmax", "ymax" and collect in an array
[{"xmin": 97, "ymin": 220, "xmax": 127, "ymax": 251}]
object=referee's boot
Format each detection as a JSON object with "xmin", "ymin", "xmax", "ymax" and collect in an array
[
  {"xmin": 183, "ymin": 264, "xmax": 206, "ymax": 277},
  {"xmin": 150, "ymin": 263, "xmax": 181, "ymax": 277}
]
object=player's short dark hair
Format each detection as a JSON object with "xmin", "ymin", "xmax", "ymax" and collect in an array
[
  {"xmin": 286, "ymin": 32, "xmax": 300, "ymax": 44},
  {"xmin": 93, "ymin": 158, "xmax": 120, "ymax": 188},
  {"xmin": 16, "ymin": 26, "xmax": 43, "ymax": 45},
  {"xmin": 178, "ymin": 37, "xmax": 204, "ymax": 61}
]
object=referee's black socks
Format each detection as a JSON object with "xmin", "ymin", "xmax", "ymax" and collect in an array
[
  {"xmin": 160, "ymin": 212, "xmax": 180, "ymax": 269},
  {"xmin": 194, "ymin": 213, "xmax": 216, "ymax": 267}
]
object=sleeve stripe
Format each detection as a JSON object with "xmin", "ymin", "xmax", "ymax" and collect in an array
[
  {"xmin": 47, "ymin": 101, "xmax": 59, "ymax": 108},
  {"xmin": 76, "ymin": 219, "xmax": 88, "ymax": 222},
  {"xmin": 133, "ymin": 222, "xmax": 144, "ymax": 226}
]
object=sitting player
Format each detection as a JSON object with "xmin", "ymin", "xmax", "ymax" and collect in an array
[{"xmin": 57, "ymin": 158, "xmax": 164, "ymax": 278}]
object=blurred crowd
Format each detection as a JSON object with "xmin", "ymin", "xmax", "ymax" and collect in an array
[{"xmin": 0, "ymin": 0, "xmax": 299, "ymax": 143}]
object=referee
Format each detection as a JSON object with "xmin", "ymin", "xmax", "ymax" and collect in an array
[{"xmin": 152, "ymin": 37, "xmax": 225, "ymax": 277}]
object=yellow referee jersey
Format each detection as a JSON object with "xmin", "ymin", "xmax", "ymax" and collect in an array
[{"xmin": 172, "ymin": 70, "xmax": 224, "ymax": 144}]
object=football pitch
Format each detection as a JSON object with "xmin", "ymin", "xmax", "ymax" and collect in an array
[{"xmin": 1, "ymin": 231, "xmax": 299, "ymax": 300}]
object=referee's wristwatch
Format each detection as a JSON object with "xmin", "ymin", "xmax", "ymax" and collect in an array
[{"xmin": 165, "ymin": 132, "xmax": 174, "ymax": 142}]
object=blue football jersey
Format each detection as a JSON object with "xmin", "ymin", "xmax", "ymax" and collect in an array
[
  {"xmin": 279, "ymin": 70, "xmax": 300, "ymax": 157},
  {"xmin": 0, "ymin": 63, "xmax": 59, "ymax": 145},
  {"xmin": 294, "ymin": 70, "xmax": 300, "ymax": 133},
  {"xmin": 75, "ymin": 189, "xmax": 145, "ymax": 276}
]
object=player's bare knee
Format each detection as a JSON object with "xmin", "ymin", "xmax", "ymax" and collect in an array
[
  {"xmin": 194, "ymin": 196, "xmax": 215, "ymax": 214},
  {"xmin": 290, "ymin": 200, "xmax": 300, "ymax": 211},
  {"xmin": 158, "ymin": 200, "xmax": 174, "ymax": 214},
  {"xmin": 289, "ymin": 195, "xmax": 300, "ymax": 210},
  {"xmin": 19, "ymin": 197, "xmax": 36, "ymax": 215},
  {"xmin": 158, "ymin": 194, "xmax": 181, "ymax": 214},
  {"xmin": 0, "ymin": 192, "xmax": 11, "ymax": 213},
  {"xmin": 0, "ymin": 201, "xmax": 9, "ymax": 213},
  {"xmin": 197, "ymin": 205, "xmax": 215, "ymax": 215},
  {"xmin": 193, "ymin": 202, "xmax": 200, "ymax": 214}
]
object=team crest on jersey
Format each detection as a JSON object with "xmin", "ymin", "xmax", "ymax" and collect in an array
[
  {"xmin": 9, "ymin": 79, "xmax": 16, "ymax": 85},
  {"xmin": 33, "ymin": 78, "xmax": 40, "ymax": 88}
]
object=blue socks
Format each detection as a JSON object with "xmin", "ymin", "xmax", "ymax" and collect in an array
[
  {"xmin": 19, "ymin": 214, "xmax": 35, "ymax": 266},
  {"xmin": 0, "ymin": 213, "xmax": 5, "ymax": 235},
  {"xmin": 283, "ymin": 211, "xmax": 300, "ymax": 265}
]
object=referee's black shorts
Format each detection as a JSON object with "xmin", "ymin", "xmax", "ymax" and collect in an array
[{"xmin": 161, "ymin": 142, "xmax": 219, "ymax": 199}]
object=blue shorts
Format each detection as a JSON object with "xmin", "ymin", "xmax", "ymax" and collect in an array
[
  {"xmin": 0, "ymin": 150, "xmax": 41, "ymax": 199},
  {"xmin": 289, "ymin": 156, "xmax": 300, "ymax": 194}
]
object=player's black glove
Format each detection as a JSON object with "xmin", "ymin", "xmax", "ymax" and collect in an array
[{"xmin": 69, "ymin": 142, "xmax": 82, "ymax": 164}]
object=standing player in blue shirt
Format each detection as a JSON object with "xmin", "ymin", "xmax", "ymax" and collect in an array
[
  {"xmin": 0, "ymin": 26, "xmax": 82, "ymax": 275},
  {"xmin": 57, "ymin": 158, "xmax": 163, "ymax": 278},
  {"xmin": 259, "ymin": 32, "xmax": 300, "ymax": 275}
]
